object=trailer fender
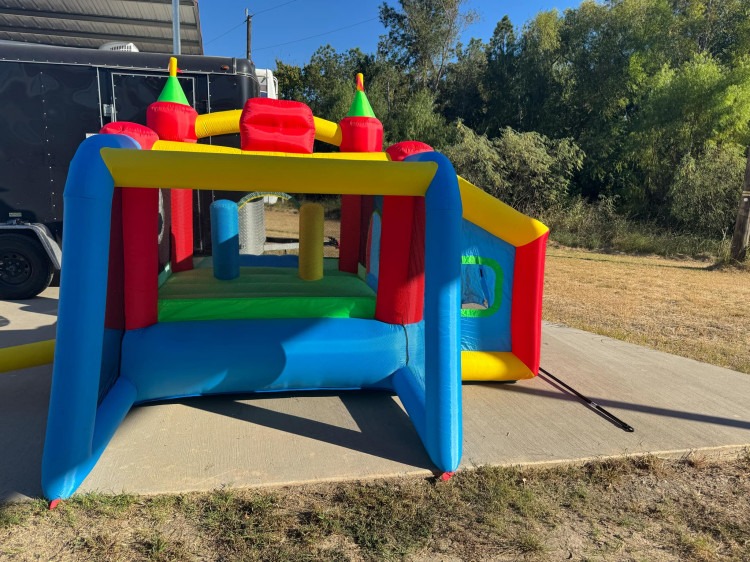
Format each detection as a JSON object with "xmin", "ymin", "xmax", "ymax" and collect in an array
[{"xmin": 0, "ymin": 223, "xmax": 62, "ymax": 270}]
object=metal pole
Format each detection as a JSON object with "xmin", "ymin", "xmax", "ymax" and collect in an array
[
  {"xmin": 246, "ymin": 8, "xmax": 253, "ymax": 61},
  {"xmin": 730, "ymin": 147, "xmax": 750, "ymax": 262},
  {"xmin": 172, "ymin": 0, "xmax": 181, "ymax": 55}
]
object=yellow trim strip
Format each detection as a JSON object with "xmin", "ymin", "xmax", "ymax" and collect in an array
[
  {"xmin": 100, "ymin": 148, "xmax": 436, "ymax": 196},
  {"xmin": 153, "ymin": 140, "xmax": 241, "ymax": 154},
  {"xmin": 458, "ymin": 177, "xmax": 549, "ymax": 247},
  {"xmin": 461, "ymin": 351, "xmax": 535, "ymax": 381},
  {"xmin": 0, "ymin": 339, "xmax": 55, "ymax": 373},
  {"xmin": 151, "ymin": 140, "xmax": 389, "ymax": 161}
]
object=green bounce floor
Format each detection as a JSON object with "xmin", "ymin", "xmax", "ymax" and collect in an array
[{"xmin": 158, "ymin": 263, "xmax": 376, "ymax": 322}]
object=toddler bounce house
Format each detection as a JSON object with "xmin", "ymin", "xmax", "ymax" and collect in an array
[{"xmin": 42, "ymin": 59, "xmax": 548, "ymax": 501}]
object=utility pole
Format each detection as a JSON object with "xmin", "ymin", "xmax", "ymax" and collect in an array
[
  {"xmin": 172, "ymin": 0, "xmax": 181, "ymax": 55},
  {"xmin": 245, "ymin": 8, "xmax": 253, "ymax": 61},
  {"xmin": 729, "ymin": 147, "xmax": 750, "ymax": 263}
]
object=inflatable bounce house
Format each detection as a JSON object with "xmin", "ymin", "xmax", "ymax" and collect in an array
[{"xmin": 42, "ymin": 59, "xmax": 548, "ymax": 502}]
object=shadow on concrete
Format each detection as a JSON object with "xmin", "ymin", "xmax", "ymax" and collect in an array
[
  {"xmin": 174, "ymin": 391, "xmax": 436, "ymax": 470},
  {"xmin": 0, "ymin": 366, "xmax": 50, "ymax": 502},
  {"xmin": 14, "ymin": 296, "xmax": 59, "ymax": 316},
  {"xmin": 0, "ymin": 324, "xmax": 57, "ymax": 348},
  {"xmin": 475, "ymin": 380, "xmax": 750, "ymax": 431}
]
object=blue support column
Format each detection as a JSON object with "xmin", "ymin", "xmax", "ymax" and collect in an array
[
  {"xmin": 42, "ymin": 134, "xmax": 140, "ymax": 500},
  {"xmin": 406, "ymin": 151, "xmax": 463, "ymax": 473},
  {"xmin": 210, "ymin": 199, "xmax": 240, "ymax": 280}
]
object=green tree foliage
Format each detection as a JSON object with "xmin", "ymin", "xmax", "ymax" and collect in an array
[
  {"xmin": 378, "ymin": 0, "xmax": 477, "ymax": 91},
  {"xmin": 670, "ymin": 143, "xmax": 747, "ymax": 237},
  {"xmin": 274, "ymin": 0, "xmax": 750, "ymax": 240},
  {"xmin": 443, "ymin": 123, "xmax": 584, "ymax": 215}
]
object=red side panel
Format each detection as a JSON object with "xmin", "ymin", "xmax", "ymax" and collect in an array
[
  {"xmin": 99, "ymin": 122, "xmax": 160, "ymax": 330},
  {"xmin": 146, "ymin": 103, "xmax": 197, "ymax": 272},
  {"xmin": 359, "ymin": 196, "xmax": 375, "ymax": 266},
  {"xmin": 407, "ymin": 197, "xmax": 426, "ymax": 322},
  {"xmin": 375, "ymin": 196, "xmax": 424, "ymax": 325},
  {"xmin": 146, "ymin": 102, "xmax": 198, "ymax": 143},
  {"xmin": 104, "ymin": 188, "xmax": 125, "ymax": 330},
  {"xmin": 510, "ymin": 232, "xmax": 549, "ymax": 375},
  {"xmin": 339, "ymin": 195, "xmax": 361, "ymax": 273},
  {"xmin": 340, "ymin": 117, "xmax": 383, "ymax": 153},
  {"xmin": 240, "ymin": 98, "xmax": 315, "ymax": 153},
  {"xmin": 170, "ymin": 189, "xmax": 193, "ymax": 273},
  {"xmin": 122, "ymin": 188, "xmax": 159, "ymax": 329}
]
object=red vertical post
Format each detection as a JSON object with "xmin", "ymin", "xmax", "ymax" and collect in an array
[
  {"xmin": 100, "ymin": 122, "xmax": 160, "ymax": 330},
  {"xmin": 146, "ymin": 101, "xmax": 198, "ymax": 272}
]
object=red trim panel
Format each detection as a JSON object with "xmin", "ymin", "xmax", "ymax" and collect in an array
[{"xmin": 510, "ymin": 231, "xmax": 549, "ymax": 375}]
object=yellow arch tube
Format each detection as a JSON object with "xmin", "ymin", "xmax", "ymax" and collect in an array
[
  {"xmin": 194, "ymin": 110, "xmax": 242, "ymax": 139},
  {"xmin": 194, "ymin": 110, "xmax": 344, "ymax": 148},
  {"xmin": 0, "ymin": 339, "xmax": 55, "ymax": 373},
  {"xmin": 313, "ymin": 117, "xmax": 342, "ymax": 146}
]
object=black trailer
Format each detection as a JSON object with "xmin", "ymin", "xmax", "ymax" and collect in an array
[{"xmin": 0, "ymin": 42, "xmax": 259, "ymax": 299}]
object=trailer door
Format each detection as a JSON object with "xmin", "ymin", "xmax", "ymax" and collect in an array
[{"xmin": 111, "ymin": 72, "xmax": 195, "ymax": 124}]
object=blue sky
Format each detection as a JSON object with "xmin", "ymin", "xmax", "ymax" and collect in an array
[{"xmin": 199, "ymin": 0, "xmax": 583, "ymax": 70}]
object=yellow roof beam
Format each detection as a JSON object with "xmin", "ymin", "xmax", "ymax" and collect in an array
[
  {"xmin": 458, "ymin": 177, "xmax": 549, "ymax": 247},
  {"xmin": 100, "ymin": 148, "xmax": 436, "ymax": 196}
]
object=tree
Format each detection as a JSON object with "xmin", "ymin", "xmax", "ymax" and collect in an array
[{"xmin": 378, "ymin": 0, "xmax": 477, "ymax": 91}]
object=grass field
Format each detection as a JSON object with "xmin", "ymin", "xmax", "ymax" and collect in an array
[
  {"xmin": 2, "ymin": 455, "xmax": 749, "ymax": 561},
  {"xmin": 543, "ymin": 244, "xmax": 750, "ymax": 375},
  {"xmin": 2, "ymin": 212, "xmax": 749, "ymax": 561}
]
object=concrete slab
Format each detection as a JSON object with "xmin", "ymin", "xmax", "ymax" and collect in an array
[
  {"xmin": 1, "ymin": 289, "xmax": 749, "ymax": 501},
  {"xmin": 0, "ymin": 288, "xmax": 58, "ymax": 348}
]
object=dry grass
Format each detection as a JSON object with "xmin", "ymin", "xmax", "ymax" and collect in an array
[
  {"xmin": 543, "ymin": 244, "xmax": 750, "ymax": 374},
  {"xmin": 2, "ymin": 455, "xmax": 749, "ymax": 561}
]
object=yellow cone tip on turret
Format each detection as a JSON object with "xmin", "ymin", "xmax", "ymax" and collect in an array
[
  {"xmin": 158, "ymin": 57, "xmax": 190, "ymax": 105},
  {"xmin": 168, "ymin": 56, "xmax": 178, "ymax": 77},
  {"xmin": 347, "ymin": 73, "xmax": 376, "ymax": 118}
]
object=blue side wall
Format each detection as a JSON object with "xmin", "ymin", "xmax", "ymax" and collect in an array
[{"xmin": 460, "ymin": 220, "xmax": 515, "ymax": 352}]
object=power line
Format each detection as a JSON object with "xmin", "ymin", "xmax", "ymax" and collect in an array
[
  {"xmin": 252, "ymin": 0, "xmax": 301, "ymax": 17},
  {"xmin": 204, "ymin": 20, "xmax": 245, "ymax": 46},
  {"xmin": 254, "ymin": 16, "xmax": 379, "ymax": 52}
]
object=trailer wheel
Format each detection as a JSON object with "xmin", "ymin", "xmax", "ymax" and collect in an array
[{"xmin": 0, "ymin": 234, "xmax": 54, "ymax": 300}]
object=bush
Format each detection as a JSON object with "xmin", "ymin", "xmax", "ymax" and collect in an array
[
  {"xmin": 443, "ymin": 122, "xmax": 584, "ymax": 215},
  {"xmin": 669, "ymin": 143, "xmax": 746, "ymax": 238}
]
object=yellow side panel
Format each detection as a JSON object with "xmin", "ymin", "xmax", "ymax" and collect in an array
[
  {"xmin": 194, "ymin": 110, "xmax": 242, "ymax": 139},
  {"xmin": 0, "ymin": 339, "xmax": 55, "ymax": 373},
  {"xmin": 458, "ymin": 176, "xmax": 549, "ymax": 247},
  {"xmin": 461, "ymin": 351, "xmax": 535, "ymax": 381},
  {"xmin": 101, "ymin": 149, "xmax": 436, "ymax": 196}
]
